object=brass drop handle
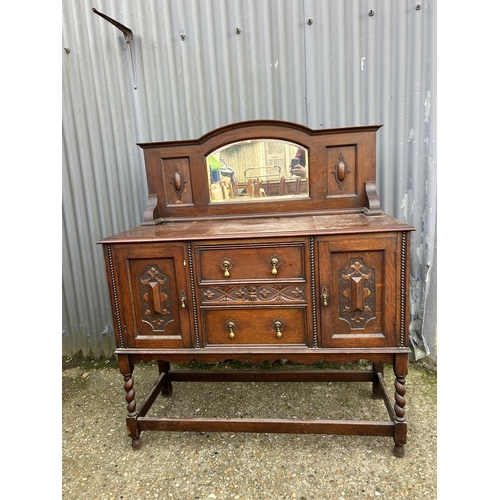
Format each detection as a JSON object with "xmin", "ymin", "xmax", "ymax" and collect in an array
[
  {"xmin": 269, "ymin": 256, "xmax": 281, "ymax": 277},
  {"xmin": 220, "ymin": 258, "xmax": 233, "ymax": 279},
  {"xmin": 273, "ymin": 319, "xmax": 283, "ymax": 339},
  {"xmin": 226, "ymin": 320, "xmax": 236, "ymax": 339},
  {"xmin": 270, "ymin": 257, "xmax": 279, "ymax": 277},
  {"xmin": 180, "ymin": 290, "xmax": 187, "ymax": 309},
  {"xmin": 322, "ymin": 286, "xmax": 328, "ymax": 306}
]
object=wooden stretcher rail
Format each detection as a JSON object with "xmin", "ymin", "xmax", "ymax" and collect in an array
[
  {"xmin": 377, "ymin": 370, "xmax": 396, "ymax": 421},
  {"xmin": 131, "ymin": 368, "xmax": 395, "ymax": 444},
  {"xmin": 167, "ymin": 369, "xmax": 375, "ymax": 383},
  {"xmin": 137, "ymin": 417, "xmax": 395, "ymax": 437}
]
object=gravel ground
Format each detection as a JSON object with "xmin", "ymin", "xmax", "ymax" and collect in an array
[{"xmin": 62, "ymin": 359, "xmax": 437, "ymax": 500}]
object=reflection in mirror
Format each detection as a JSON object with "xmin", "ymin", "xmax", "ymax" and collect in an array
[{"xmin": 207, "ymin": 139, "xmax": 309, "ymax": 203}]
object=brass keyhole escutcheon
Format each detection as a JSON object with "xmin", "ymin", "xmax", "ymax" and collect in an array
[
  {"xmin": 180, "ymin": 290, "xmax": 187, "ymax": 309},
  {"xmin": 273, "ymin": 319, "xmax": 284, "ymax": 339},
  {"xmin": 268, "ymin": 256, "xmax": 281, "ymax": 277},
  {"xmin": 220, "ymin": 258, "xmax": 233, "ymax": 279},
  {"xmin": 226, "ymin": 320, "xmax": 237, "ymax": 339}
]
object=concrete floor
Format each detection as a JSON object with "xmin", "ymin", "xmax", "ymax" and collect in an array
[{"xmin": 62, "ymin": 359, "xmax": 437, "ymax": 499}]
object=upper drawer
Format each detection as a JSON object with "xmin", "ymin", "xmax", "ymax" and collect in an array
[{"xmin": 194, "ymin": 239, "xmax": 308, "ymax": 282}]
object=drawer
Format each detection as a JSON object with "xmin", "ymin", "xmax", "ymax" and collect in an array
[
  {"xmin": 195, "ymin": 240, "xmax": 307, "ymax": 282},
  {"xmin": 202, "ymin": 307, "xmax": 307, "ymax": 345},
  {"xmin": 199, "ymin": 283, "xmax": 307, "ymax": 305}
]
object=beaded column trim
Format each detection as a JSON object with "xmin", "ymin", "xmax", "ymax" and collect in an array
[
  {"xmin": 310, "ymin": 236, "xmax": 319, "ymax": 348},
  {"xmin": 399, "ymin": 232, "xmax": 407, "ymax": 347},
  {"xmin": 106, "ymin": 245, "xmax": 124, "ymax": 348},
  {"xmin": 187, "ymin": 241, "xmax": 200, "ymax": 348}
]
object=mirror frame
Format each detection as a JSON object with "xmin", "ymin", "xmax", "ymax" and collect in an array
[
  {"xmin": 137, "ymin": 120, "xmax": 382, "ymax": 224},
  {"xmin": 206, "ymin": 139, "xmax": 309, "ymax": 204}
]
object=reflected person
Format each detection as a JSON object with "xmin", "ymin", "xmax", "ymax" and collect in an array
[{"xmin": 289, "ymin": 148, "xmax": 306, "ymax": 178}]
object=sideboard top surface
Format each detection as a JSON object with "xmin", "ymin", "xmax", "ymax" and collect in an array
[{"xmin": 99, "ymin": 213, "xmax": 415, "ymax": 244}]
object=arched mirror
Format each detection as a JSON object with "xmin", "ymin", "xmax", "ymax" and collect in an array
[{"xmin": 206, "ymin": 139, "xmax": 309, "ymax": 203}]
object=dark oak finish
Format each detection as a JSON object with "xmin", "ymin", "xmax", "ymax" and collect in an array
[{"xmin": 98, "ymin": 120, "xmax": 415, "ymax": 456}]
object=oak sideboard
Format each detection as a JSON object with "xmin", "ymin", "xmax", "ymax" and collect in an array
[{"xmin": 98, "ymin": 120, "xmax": 415, "ymax": 456}]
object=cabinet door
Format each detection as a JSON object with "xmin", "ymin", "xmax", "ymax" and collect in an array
[
  {"xmin": 317, "ymin": 233, "xmax": 400, "ymax": 348},
  {"xmin": 111, "ymin": 243, "xmax": 193, "ymax": 348}
]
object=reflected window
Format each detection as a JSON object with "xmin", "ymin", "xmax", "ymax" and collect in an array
[{"xmin": 207, "ymin": 139, "xmax": 309, "ymax": 203}]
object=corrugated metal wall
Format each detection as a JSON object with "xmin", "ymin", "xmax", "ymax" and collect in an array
[{"xmin": 62, "ymin": 0, "xmax": 437, "ymax": 360}]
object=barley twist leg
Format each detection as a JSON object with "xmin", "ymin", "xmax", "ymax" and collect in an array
[
  {"xmin": 393, "ymin": 358, "xmax": 408, "ymax": 458},
  {"xmin": 118, "ymin": 356, "xmax": 140, "ymax": 449}
]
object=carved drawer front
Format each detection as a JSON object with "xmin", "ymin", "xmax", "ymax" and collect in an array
[
  {"xmin": 111, "ymin": 243, "xmax": 193, "ymax": 349},
  {"xmin": 195, "ymin": 239, "xmax": 307, "ymax": 283},
  {"xmin": 317, "ymin": 233, "xmax": 400, "ymax": 348},
  {"xmin": 199, "ymin": 282, "xmax": 307, "ymax": 305},
  {"xmin": 202, "ymin": 307, "xmax": 307, "ymax": 345}
]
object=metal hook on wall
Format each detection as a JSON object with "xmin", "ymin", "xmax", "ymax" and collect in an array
[{"xmin": 92, "ymin": 7, "xmax": 137, "ymax": 89}]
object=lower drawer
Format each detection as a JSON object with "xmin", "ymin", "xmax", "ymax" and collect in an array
[{"xmin": 202, "ymin": 307, "xmax": 307, "ymax": 345}]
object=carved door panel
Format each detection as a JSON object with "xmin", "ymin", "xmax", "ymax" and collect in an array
[
  {"xmin": 111, "ymin": 243, "xmax": 193, "ymax": 348},
  {"xmin": 317, "ymin": 233, "xmax": 400, "ymax": 348}
]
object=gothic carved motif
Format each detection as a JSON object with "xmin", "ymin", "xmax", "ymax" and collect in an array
[
  {"xmin": 338, "ymin": 258, "xmax": 375, "ymax": 329},
  {"xmin": 201, "ymin": 284, "xmax": 305, "ymax": 304},
  {"xmin": 138, "ymin": 266, "xmax": 173, "ymax": 331}
]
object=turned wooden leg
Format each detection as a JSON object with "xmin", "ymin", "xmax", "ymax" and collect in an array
[
  {"xmin": 372, "ymin": 362, "xmax": 384, "ymax": 399},
  {"xmin": 158, "ymin": 360, "xmax": 173, "ymax": 397},
  {"xmin": 393, "ymin": 355, "xmax": 408, "ymax": 458},
  {"xmin": 118, "ymin": 355, "xmax": 141, "ymax": 450}
]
